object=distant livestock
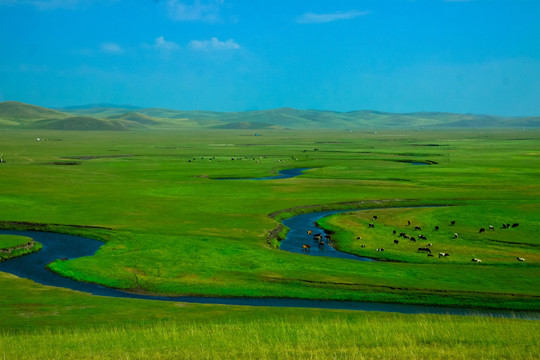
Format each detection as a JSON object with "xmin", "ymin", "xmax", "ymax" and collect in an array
[
  {"xmin": 454, "ymin": 233, "xmax": 459, "ymax": 239},
  {"xmin": 471, "ymin": 258, "xmax": 482, "ymax": 263},
  {"xmin": 415, "ymin": 226, "xmax": 422, "ymax": 231},
  {"xmin": 368, "ymin": 223, "xmax": 375, "ymax": 228},
  {"xmin": 302, "ymin": 244, "xmax": 311, "ymax": 252},
  {"xmin": 393, "ymin": 239, "xmax": 399, "ymax": 244},
  {"xmin": 434, "ymin": 226, "xmax": 439, "ymax": 231},
  {"xmin": 439, "ymin": 252, "xmax": 450, "ymax": 258},
  {"xmin": 517, "ymin": 257, "xmax": 525, "ymax": 262},
  {"xmin": 479, "ymin": 228, "xmax": 485, "ymax": 233},
  {"xmin": 418, "ymin": 247, "xmax": 431, "ymax": 253},
  {"xmin": 512, "ymin": 223, "xmax": 519, "ymax": 228},
  {"xmin": 376, "ymin": 248, "xmax": 384, "ymax": 252},
  {"xmin": 450, "ymin": 220, "xmax": 456, "ymax": 226},
  {"xmin": 489, "ymin": 225, "xmax": 494, "ymax": 231}
]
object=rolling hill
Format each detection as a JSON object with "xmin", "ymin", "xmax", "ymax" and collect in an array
[{"xmin": 1, "ymin": 101, "xmax": 538, "ymax": 130}]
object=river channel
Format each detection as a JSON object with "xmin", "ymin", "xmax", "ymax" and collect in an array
[{"xmin": 0, "ymin": 225, "xmax": 537, "ymax": 319}]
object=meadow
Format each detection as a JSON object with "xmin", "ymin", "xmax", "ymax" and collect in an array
[{"xmin": 0, "ymin": 128, "xmax": 539, "ymax": 358}]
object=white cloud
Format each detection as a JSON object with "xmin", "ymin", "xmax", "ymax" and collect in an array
[
  {"xmin": 166, "ymin": 0, "xmax": 223, "ymax": 22},
  {"xmin": 100, "ymin": 42, "xmax": 124, "ymax": 54},
  {"xmin": 189, "ymin": 37, "xmax": 240, "ymax": 51},
  {"xmin": 297, "ymin": 10, "xmax": 370, "ymax": 24},
  {"xmin": 0, "ymin": 0, "xmax": 116, "ymax": 10},
  {"xmin": 154, "ymin": 36, "xmax": 179, "ymax": 51}
]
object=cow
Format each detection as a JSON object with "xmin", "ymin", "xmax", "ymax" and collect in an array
[
  {"xmin": 318, "ymin": 241, "xmax": 325, "ymax": 248},
  {"xmin": 302, "ymin": 244, "xmax": 311, "ymax": 252},
  {"xmin": 372, "ymin": 216, "xmax": 378, "ymax": 221},
  {"xmin": 479, "ymin": 228, "xmax": 485, "ymax": 233},
  {"xmin": 427, "ymin": 253, "xmax": 434, "ymax": 257},
  {"xmin": 360, "ymin": 245, "xmax": 365, "ymax": 248},
  {"xmin": 392, "ymin": 230, "xmax": 397, "ymax": 235},
  {"xmin": 502, "ymin": 224, "xmax": 508, "ymax": 229},
  {"xmin": 418, "ymin": 247, "xmax": 431, "ymax": 253},
  {"xmin": 427, "ymin": 243, "xmax": 433, "ymax": 246},
  {"xmin": 450, "ymin": 220, "xmax": 456, "ymax": 226},
  {"xmin": 471, "ymin": 258, "xmax": 482, "ymax": 263},
  {"xmin": 307, "ymin": 230, "xmax": 313, "ymax": 235},
  {"xmin": 418, "ymin": 235, "xmax": 427, "ymax": 240},
  {"xmin": 410, "ymin": 237, "xmax": 416, "ymax": 242},
  {"xmin": 393, "ymin": 239, "xmax": 399, "ymax": 245},
  {"xmin": 368, "ymin": 223, "xmax": 375, "ymax": 228},
  {"xmin": 415, "ymin": 226, "xmax": 422, "ymax": 231},
  {"xmin": 407, "ymin": 220, "xmax": 411, "ymax": 226},
  {"xmin": 517, "ymin": 257, "xmax": 525, "ymax": 262},
  {"xmin": 434, "ymin": 226, "xmax": 439, "ymax": 231},
  {"xmin": 439, "ymin": 252, "xmax": 450, "ymax": 258},
  {"xmin": 376, "ymin": 248, "xmax": 384, "ymax": 252},
  {"xmin": 489, "ymin": 225, "xmax": 494, "ymax": 231},
  {"xmin": 454, "ymin": 233, "xmax": 459, "ymax": 239},
  {"xmin": 512, "ymin": 223, "xmax": 519, "ymax": 228}
]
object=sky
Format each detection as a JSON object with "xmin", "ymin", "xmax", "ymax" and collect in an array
[{"xmin": 0, "ymin": 0, "xmax": 539, "ymax": 116}]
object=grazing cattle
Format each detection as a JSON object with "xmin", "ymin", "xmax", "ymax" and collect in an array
[
  {"xmin": 489, "ymin": 225, "xmax": 494, "ymax": 231},
  {"xmin": 450, "ymin": 220, "xmax": 456, "ymax": 226},
  {"xmin": 407, "ymin": 220, "xmax": 411, "ymax": 226},
  {"xmin": 427, "ymin": 253, "xmax": 434, "ymax": 257},
  {"xmin": 454, "ymin": 233, "xmax": 459, "ymax": 239},
  {"xmin": 392, "ymin": 230, "xmax": 397, "ymax": 235},
  {"xmin": 403, "ymin": 234, "xmax": 410, "ymax": 239},
  {"xmin": 439, "ymin": 252, "xmax": 450, "ymax": 258},
  {"xmin": 418, "ymin": 247, "xmax": 431, "ymax": 253},
  {"xmin": 302, "ymin": 244, "xmax": 311, "ymax": 252},
  {"xmin": 502, "ymin": 224, "xmax": 508, "ymax": 229},
  {"xmin": 418, "ymin": 235, "xmax": 427, "ymax": 240},
  {"xmin": 517, "ymin": 257, "xmax": 525, "ymax": 262},
  {"xmin": 399, "ymin": 232, "xmax": 406, "ymax": 238},
  {"xmin": 427, "ymin": 243, "xmax": 433, "ymax": 246},
  {"xmin": 318, "ymin": 241, "xmax": 324, "ymax": 248},
  {"xmin": 479, "ymin": 228, "xmax": 485, "ymax": 233},
  {"xmin": 368, "ymin": 223, "xmax": 375, "ymax": 228},
  {"xmin": 307, "ymin": 230, "xmax": 312, "ymax": 235},
  {"xmin": 361, "ymin": 245, "xmax": 365, "ymax": 248},
  {"xmin": 471, "ymin": 258, "xmax": 482, "ymax": 263},
  {"xmin": 410, "ymin": 237, "xmax": 416, "ymax": 242},
  {"xmin": 393, "ymin": 239, "xmax": 399, "ymax": 244},
  {"xmin": 372, "ymin": 216, "xmax": 378, "ymax": 221},
  {"xmin": 512, "ymin": 223, "xmax": 519, "ymax": 228},
  {"xmin": 356, "ymin": 236, "xmax": 362, "ymax": 240},
  {"xmin": 434, "ymin": 226, "xmax": 439, "ymax": 231},
  {"xmin": 415, "ymin": 226, "xmax": 422, "ymax": 231},
  {"xmin": 376, "ymin": 248, "xmax": 384, "ymax": 252}
]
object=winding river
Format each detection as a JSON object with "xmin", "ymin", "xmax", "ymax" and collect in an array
[
  {"xmin": 0, "ymin": 169, "xmax": 537, "ymax": 319},
  {"xmin": 0, "ymin": 226, "xmax": 537, "ymax": 319}
]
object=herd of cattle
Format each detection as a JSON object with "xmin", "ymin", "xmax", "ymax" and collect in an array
[{"xmin": 302, "ymin": 216, "xmax": 526, "ymax": 263}]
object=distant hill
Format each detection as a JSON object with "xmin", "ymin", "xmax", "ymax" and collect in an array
[
  {"xmin": 0, "ymin": 101, "xmax": 70, "ymax": 126},
  {"xmin": 107, "ymin": 112, "xmax": 162, "ymax": 125},
  {"xmin": 59, "ymin": 104, "xmax": 142, "ymax": 110},
  {"xmin": 33, "ymin": 117, "xmax": 127, "ymax": 131},
  {"xmin": 213, "ymin": 121, "xmax": 285, "ymax": 130},
  {"xmin": 1, "ymin": 101, "xmax": 538, "ymax": 130}
]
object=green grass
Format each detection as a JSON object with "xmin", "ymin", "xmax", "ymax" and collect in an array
[
  {"xmin": 0, "ymin": 235, "xmax": 32, "ymax": 250},
  {"xmin": 0, "ymin": 235, "xmax": 41, "ymax": 262},
  {"xmin": 0, "ymin": 128, "xmax": 539, "ymax": 357},
  {"xmin": 2, "ymin": 314, "xmax": 539, "ymax": 359}
]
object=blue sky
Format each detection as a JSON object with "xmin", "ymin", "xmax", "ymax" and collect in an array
[{"xmin": 0, "ymin": 0, "xmax": 539, "ymax": 115}]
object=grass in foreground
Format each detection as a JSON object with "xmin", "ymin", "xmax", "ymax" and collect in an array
[{"xmin": 2, "ymin": 313, "xmax": 539, "ymax": 359}]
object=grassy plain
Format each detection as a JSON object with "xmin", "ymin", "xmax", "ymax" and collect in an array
[{"xmin": 0, "ymin": 128, "xmax": 539, "ymax": 358}]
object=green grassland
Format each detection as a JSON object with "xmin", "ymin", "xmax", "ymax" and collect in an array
[
  {"xmin": 0, "ymin": 235, "xmax": 32, "ymax": 250},
  {"xmin": 0, "ymin": 235, "xmax": 41, "ymax": 262},
  {"xmin": 0, "ymin": 127, "xmax": 539, "ymax": 358}
]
